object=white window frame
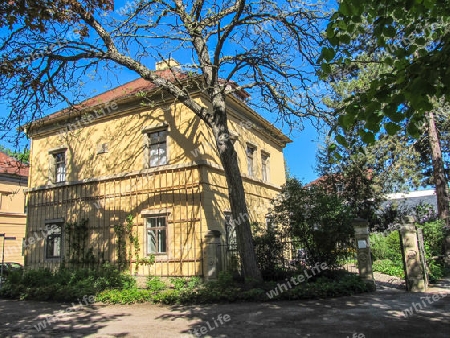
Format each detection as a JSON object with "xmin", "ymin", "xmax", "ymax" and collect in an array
[
  {"xmin": 54, "ymin": 152, "xmax": 66, "ymax": 183},
  {"xmin": 146, "ymin": 216, "xmax": 167, "ymax": 255},
  {"xmin": 48, "ymin": 147, "xmax": 67, "ymax": 184},
  {"xmin": 143, "ymin": 125, "xmax": 169, "ymax": 169}
]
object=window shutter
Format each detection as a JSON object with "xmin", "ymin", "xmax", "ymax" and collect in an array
[{"xmin": 48, "ymin": 154, "xmax": 55, "ymax": 184}]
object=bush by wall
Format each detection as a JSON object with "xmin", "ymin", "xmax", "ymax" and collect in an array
[
  {"xmin": 0, "ymin": 264, "xmax": 135, "ymax": 301},
  {"xmin": 370, "ymin": 220, "xmax": 448, "ymax": 281},
  {"xmin": 1, "ymin": 267, "xmax": 372, "ymax": 305}
]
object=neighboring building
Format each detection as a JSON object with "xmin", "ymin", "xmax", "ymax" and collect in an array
[
  {"xmin": 382, "ymin": 189, "xmax": 438, "ymax": 211},
  {"xmin": 23, "ymin": 65, "xmax": 291, "ymax": 276},
  {"xmin": 0, "ymin": 151, "xmax": 28, "ymax": 264}
]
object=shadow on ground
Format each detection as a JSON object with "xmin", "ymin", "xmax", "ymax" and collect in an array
[
  {"xmin": 159, "ymin": 287, "xmax": 449, "ymax": 337},
  {"xmin": 0, "ymin": 299, "xmax": 130, "ymax": 338}
]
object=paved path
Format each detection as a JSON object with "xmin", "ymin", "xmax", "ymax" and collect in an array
[{"xmin": 0, "ymin": 281, "xmax": 448, "ymax": 338}]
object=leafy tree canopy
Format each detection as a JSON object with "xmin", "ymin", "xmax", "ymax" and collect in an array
[{"xmin": 321, "ymin": 0, "xmax": 450, "ymax": 139}]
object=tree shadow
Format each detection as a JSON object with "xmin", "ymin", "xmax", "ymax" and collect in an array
[
  {"xmin": 158, "ymin": 289, "xmax": 450, "ymax": 337},
  {"xmin": 0, "ymin": 299, "xmax": 130, "ymax": 337}
]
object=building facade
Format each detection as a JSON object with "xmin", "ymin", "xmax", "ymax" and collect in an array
[
  {"xmin": 24, "ymin": 69, "xmax": 290, "ymax": 277},
  {"xmin": 0, "ymin": 151, "xmax": 28, "ymax": 264}
]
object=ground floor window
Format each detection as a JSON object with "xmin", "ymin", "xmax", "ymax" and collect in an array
[
  {"xmin": 46, "ymin": 224, "xmax": 62, "ymax": 259},
  {"xmin": 146, "ymin": 217, "xmax": 167, "ymax": 254}
]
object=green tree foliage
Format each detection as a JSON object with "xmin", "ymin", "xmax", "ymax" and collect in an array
[
  {"xmin": 322, "ymin": 0, "xmax": 450, "ymax": 136},
  {"xmin": 0, "ymin": 145, "xmax": 30, "ymax": 163},
  {"xmin": 252, "ymin": 222, "xmax": 285, "ymax": 280},
  {"xmin": 272, "ymin": 177, "xmax": 355, "ymax": 268},
  {"xmin": 322, "ymin": 52, "xmax": 426, "ymax": 190},
  {"xmin": 322, "ymin": 3, "xmax": 450, "ymax": 256}
]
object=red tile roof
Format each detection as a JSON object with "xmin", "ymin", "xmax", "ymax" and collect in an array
[
  {"xmin": 44, "ymin": 69, "xmax": 186, "ymax": 121},
  {"xmin": 0, "ymin": 151, "xmax": 29, "ymax": 177}
]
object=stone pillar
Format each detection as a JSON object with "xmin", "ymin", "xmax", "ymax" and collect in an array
[
  {"xmin": 399, "ymin": 216, "xmax": 427, "ymax": 292},
  {"xmin": 353, "ymin": 218, "xmax": 376, "ymax": 290},
  {"xmin": 203, "ymin": 230, "xmax": 221, "ymax": 281}
]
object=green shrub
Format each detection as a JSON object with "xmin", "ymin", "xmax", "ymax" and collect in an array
[
  {"xmin": 385, "ymin": 231, "xmax": 402, "ymax": 263},
  {"xmin": 91, "ymin": 270, "xmax": 372, "ymax": 305},
  {"xmin": 0, "ymin": 264, "xmax": 135, "ymax": 301},
  {"xmin": 417, "ymin": 220, "xmax": 447, "ymax": 282},
  {"xmin": 252, "ymin": 222, "xmax": 285, "ymax": 280},
  {"xmin": 371, "ymin": 230, "xmax": 402, "ymax": 262},
  {"xmin": 417, "ymin": 220, "xmax": 445, "ymax": 258},
  {"xmin": 96, "ymin": 288, "xmax": 153, "ymax": 304},
  {"xmin": 146, "ymin": 276, "xmax": 167, "ymax": 292},
  {"xmin": 272, "ymin": 178, "xmax": 355, "ymax": 269},
  {"xmin": 369, "ymin": 232, "xmax": 390, "ymax": 261},
  {"xmin": 372, "ymin": 259, "xmax": 404, "ymax": 278}
]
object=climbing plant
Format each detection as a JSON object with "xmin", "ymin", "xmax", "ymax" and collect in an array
[
  {"xmin": 114, "ymin": 221, "xmax": 128, "ymax": 272},
  {"xmin": 114, "ymin": 214, "xmax": 156, "ymax": 273},
  {"xmin": 65, "ymin": 218, "xmax": 90, "ymax": 266},
  {"xmin": 126, "ymin": 215, "xmax": 140, "ymax": 274}
]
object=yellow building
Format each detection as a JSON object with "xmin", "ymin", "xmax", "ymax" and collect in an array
[
  {"xmin": 0, "ymin": 151, "xmax": 28, "ymax": 264},
  {"xmin": 24, "ymin": 67, "xmax": 291, "ymax": 277}
]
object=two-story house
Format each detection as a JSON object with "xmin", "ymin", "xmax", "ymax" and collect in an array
[
  {"xmin": 23, "ymin": 63, "xmax": 291, "ymax": 277},
  {"xmin": 0, "ymin": 151, "xmax": 28, "ymax": 264}
]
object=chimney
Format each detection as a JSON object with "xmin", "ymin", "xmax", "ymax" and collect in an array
[{"xmin": 155, "ymin": 58, "xmax": 181, "ymax": 71}]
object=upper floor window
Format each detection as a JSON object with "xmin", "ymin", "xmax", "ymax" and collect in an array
[
  {"xmin": 146, "ymin": 216, "xmax": 167, "ymax": 254},
  {"xmin": 48, "ymin": 147, "xmax": 67, "ymax": 184},
  {"xmin": 54, "ymin": 152, "xmax": 66, "ymax": 183},
  {"xmin": 246, "ymin": 145, "xmax": 255, "ymax": 177},
  {"xmin": 261, "ymin": 152, "xmax": 270, "ymax": 182},
  {"xmin": 147, "ymin": 129, "xmax": 167, "ymax": 167}
]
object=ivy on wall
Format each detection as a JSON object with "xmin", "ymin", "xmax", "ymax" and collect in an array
[
  {"xmin": 114, "ymin": 214, "xmax": 155, "ymax": 274},
  {"xmin": 65, "ymin": 218, "xmax": 101, "ymax": 268}
]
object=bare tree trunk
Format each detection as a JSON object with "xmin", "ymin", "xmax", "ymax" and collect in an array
[
  {"xmin": 211, "ymin": 96, "xmax": 262, "ymax": 282},
  {"xmin": 426, "ymin": 111, "xmax": 450, "ymax": 264}
]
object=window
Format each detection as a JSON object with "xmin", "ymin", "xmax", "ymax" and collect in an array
[
  {"xmin": 54, "ymin": 152, "xmax": 66, "ymax": 182},
  {"xmin": 246, "ymin": 145, "xmax": 255, "ymax": 177},
  {"xmin": 261, "ymin": 152, "xmax": 270, "ymax": 182},
  {"xmin": 147, "ymin": 130, "xmax": 167, "ymax": 167},
  {"xmin": 146, "ymin": 217, "xmax": 167, "ymax": 254},
  {"xmin": 225, "ymin": 213, "xmax": 237, "ymax": 251},
  {"xmin": 336, "ymin": 183, "xmax": 344, "ymax": 194},
  {"xmin": 46, "ymin": 224, "xmax": 62, "ymax": 259}
]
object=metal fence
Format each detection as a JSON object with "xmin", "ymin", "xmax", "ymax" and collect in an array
[{"xmin": 218, "ymin": 239, "xmax": 359, "ymax": 280}]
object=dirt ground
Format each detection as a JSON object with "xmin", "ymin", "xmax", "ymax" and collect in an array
[{"xmin": 0, "ymin": 277, "xmax": 448, "ymax": 338}]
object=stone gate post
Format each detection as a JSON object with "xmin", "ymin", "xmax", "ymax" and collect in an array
[
  {"xmin": 399, "ymin": 216, "xmax": 427, "ymax": 292},
  {"xmin": 203, "ymin": 230, "xmax": 221, "ymax": 281},
  {"xmin": 353, "ymin": 218, "xmax": 376, "ymax": 290}
]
